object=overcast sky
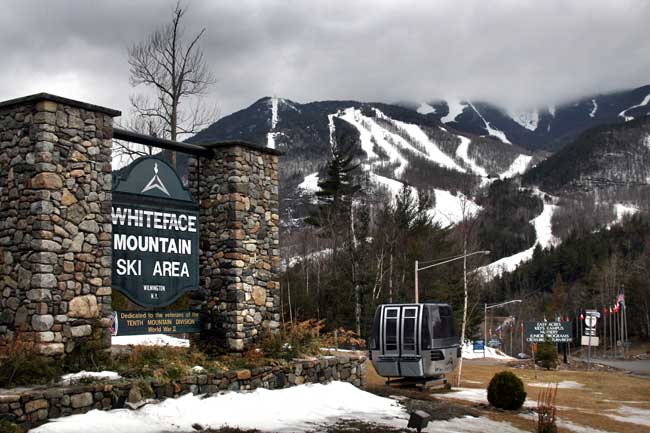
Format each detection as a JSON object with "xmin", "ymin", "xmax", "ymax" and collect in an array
[{"xmin": 1, "ymin": 0, "xmax": 649, "ymax": 123}]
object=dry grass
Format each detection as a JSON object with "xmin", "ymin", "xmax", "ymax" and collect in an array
[{"xmin": 364, "ymin": 359, "xmax": 650, "ymax": 433}]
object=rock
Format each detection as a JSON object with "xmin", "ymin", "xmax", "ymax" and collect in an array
[
  {"xmin": 70, "ymin": 325, "xmax": 92, "ymax": 337},
  {"xmin": 79, "ymin": 220, "xmax": 99, "ymax": 233},
  {"xmin": 25, "ymin": 399, "xmax": 48, "ymax": 413},
  {"xmin": 68, "ymin": 295, "xmax": 98, "ymax": 318},
  {"xmin": 26, "ymin": 289, "xmax": 52, "ymax": 301},
  {"xmin": 236, "ymin": 369, "xmax": 251, "ymax": 380},
  {"xmin": 31, "ymin": 314, "xmax": 54, "ymax": 331},
  {"xmin": 31, "ymin": 172, "xmax": 62, "ymax": 189},
  {"xmin": 252, "ymin": 286, "xmax": 267, "ymax": 306},
  {"xmin": 70, "ymin": 392, "xmax": 93, "ymax": 409},
  {"xmin": 61, "ymin": 189, "xmax": 77, "ymax": 206},
  {"xmin": 128, "ymin": 386, "xmax": 142, "ymax": 405},
  {"xmin": 37, "ymin": 343, "xmax": 64, "ymax": 356},
  {"xmin": 31, "ymin": 273, "xmax": 57, "ymax": 288},
  {"xmin": 228, "ymin": 338, "xmax": 244, "ymax": 351},
  {"xmin": 69, "ymin": 233, "xmax": 84, "ymax": 252}
]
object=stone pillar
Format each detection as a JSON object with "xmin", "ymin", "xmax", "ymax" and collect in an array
[
  {"xmin": 0, "ymin": 93, "xmax": 119, "ymax": 356},
  {"xmin": 190, "ymin": 143, "xmax": 281, "ymax": 351}
]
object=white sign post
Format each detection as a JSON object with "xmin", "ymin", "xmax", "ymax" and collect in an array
[{"xmin": 582, "ymin": 310, "xmax": 600, "ymax": 369}]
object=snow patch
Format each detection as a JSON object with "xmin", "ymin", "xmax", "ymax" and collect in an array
[
  {"xmin": 548, "ymin": 105, "xmax": 556, "ymax": 117},
  {"xmin": 478, "ymin": 200, "xmax": 558, "ymax": 280},
  {"xmin": 269, "ymin": 96, "xmax": 279, "ymax": 129},
  {"xmin": 469, "ymin": 103, "xmax": 511, "ymax": 144},
  {"xmin": 455, "ymin": 136, "xmax": 488, "ymax": 177},
  {"xmin": 614, "ymin": 203, "xmax": 638, "ymax": 222},
  {"xmin": 266, "ymin": 132, "xmax": 277, "ymax": 149},
  {"xmin": 437, "ymin": 387, "xmax": 534, "ymax": 409},
  {"xmin": 416, "ymin": 102, "xmax": 436, "ymax": 115},
  {"xmin": 370, "ymin": 172, "xmax": 405, "ymax": 198},
  {"xmin": 528, "ymin": 381, "xmax": 584, "ymax": 389},
  {"xmin": 59, "ymin": 371, "xmax": 121, "ymax": 386},
  {"xmin": 605, "ymin": 405, "xmax": 650, "ymax": 427},
  {"xmin": 619, "ymin": 94, "xmax": 650, "ymax": 121},
  {"xmin": 298, "ymin": 172, "xmax": 320, "ymax": 193},
  {"xmin": 111, "ymin": 334, "xmax": 189, "ymax": 347},
  {"xmin": 644, "ymin": 134, "xmax": 650, "ymax": 150},
  {"xmin": 288, "ymin": 248, "xmax": 333, "ymax": 268},
  {"xmin": 461, "ymin": 342, "xmax": 514, "ymax": 360},
  {"xmin": 500, "ymin": 155, "xmax": 533, "ymax": 179},
  {"xmin": 430, "ymin": 189, "xmax": 482, "ymax": 227},
  {"xmin": 509, "ymin": 108, "xmax": 539, "ymax": 131},
  {"xmin": 442, "ymin": 99, "xmax": 467, "ymax": 123},
  {"xmin": 375, "ymin": 109, "xmax": 466, "ymax": 172},
  {"xmin": 589, "ymin": 99, "xmax": 598, "ymax": 118}
]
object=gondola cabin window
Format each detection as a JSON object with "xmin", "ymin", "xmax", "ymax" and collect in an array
[
  {"xmin": 403, "ymin": 308, "xmax": 417, "ymax": 352},
  {"xmin": 385, "ymin": 309, "xmax": 398, "ymax": 351}
]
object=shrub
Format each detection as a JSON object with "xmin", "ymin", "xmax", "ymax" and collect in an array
[
  {"xmin": 487, "ymin": 371, "xmax": 527, "ymax": 410},
  {"xmin": 0, "ymin": 338, "xmax": 62, "ymax": 387},
  {"xmin": 260, "ymin": 320, "xmax": 324, "ymax": 359},
  {"xmin": 0, "ymin": 420, "xmax": 25, "ymax": 433},
  {"xmin": 536, "ymin": 342, "xmax": 558, "ymax": 370},
  {"xmin": 537, "ymin": 384, "xmax": 559, "ymax": 433}
]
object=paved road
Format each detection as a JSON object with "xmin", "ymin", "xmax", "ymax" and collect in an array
[{"xmin": 589, "ymin": 357, "xmax": 650, "ymax": 376}]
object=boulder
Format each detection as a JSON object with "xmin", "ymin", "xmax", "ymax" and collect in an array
[
  {"xmin": 68, "ymin": 295, "xmax": 98, "ymax": 318},
  {"xmin": 31, "ymin": 172, "xmax": 62, "ymax": 190}
]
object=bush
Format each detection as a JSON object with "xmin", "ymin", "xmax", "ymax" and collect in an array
[
  {"xmin": 261, "ymin": 320, "xmax": 324, "ymax": 359},
  {"xmin": 0, "ymin": 339, "xmax": 62, "ymax": 387},
  {"xmin": 536, "ymin": 342, "xmax": 558, "ymax": 370},
  {"xmin": 0, "ymin": 420, "xmax": 25, "ymax": 433},
  {"xmin": 487, "ymin": 371, "xmax": 527, "ymax": 410}
]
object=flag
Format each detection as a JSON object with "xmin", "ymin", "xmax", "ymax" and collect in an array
[
  {"xmin": 617, "ymin": 293, "xmax": 625, "ymax": 304},
  {"xmin": 566, "ymin": 315, "xmax": 570, "ymax": 322},
  {"xmin": 580, "ymin": 313, "xmax": 584, "ymax": 321},
  {"xmin": 603, "ymin": 307, "xmax": 608, "ymax": 316}
]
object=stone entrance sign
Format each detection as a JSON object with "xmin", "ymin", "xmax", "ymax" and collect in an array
[
  {"xmin": 112, "ymin": 157, "xmax": 199, "ymax": 307},
  {"xmin": 525, "ymin": 321, "xmax": 573, "ymax": 343}
]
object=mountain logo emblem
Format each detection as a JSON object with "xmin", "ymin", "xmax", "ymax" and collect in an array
[{"xmin": 141, "ymin": 162, "xmax": 170, "ymax": 196}]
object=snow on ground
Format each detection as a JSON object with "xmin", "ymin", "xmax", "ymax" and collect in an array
[
  {"xmin": 477, "ymin": 200, "xmax": 558, "ymax": 280},
  {"xmin": 32, "ymin": 382, "xmax": 528, "ymax": 433},
  {"xmin": 589, "ymin": 99, "xmax": 598, "ymax": 118},
  {"xmin": 605, "ymin": 405, "xmax": 650, "ymax": 427},
  {"xmin": 528, "ymin": 381, "xmax": 584, "ymax": 389},
  {"xmin": 269, "ymin": 96, "xmax": 279, "ymax": 129},
  {"xmin": 288, "ymin": 248, "xmax": 332, "ymax": 268},
  {"xmin": 644, "ymin": 134, "xmax": 650, "ymax": 150},
  {"xmin": 298, "ymin": 172, "xmax": 320, "ymax": 193},
  {"xmin": 111, "ymin": 334, "xmax": 189, "ymax": 347},
  {"xmin": 375, "ymin": 109, "xmax": 466, "ymax": 172},
  {"xmin": 619, "ymin": 93, "xmax": 650, "ymax": 121},
  {"xmin": 469, "ymin": 102, "xmax": 511, "ymax": 144},
  {"xmin": 509, "ymin": 108, "xmax": 539, "ymax": 131},
  {"xmin": 519, "ymin": 412, "xmax": 616, "ymax": 433},
  {"xmin": 266, "ymin": 132, "xmax": 277, "ymax": 149},
  {"xmin": 455, "ymin": 136, "xmax": 488, "ymax": 177},
  {"xmin": 370, "ymin": 172, "xmax": 405, "ymax": 198},
  {"xmin": 442, "ymin": 99, "xmax": 467, "ymax": 123},
  {"xmin": 417, "ymin": 102, "xmax": 436, "ymax": 115},
  {"xmin": 59, "ymin": 371, "xmax": 121, "ymax": 385},
  {"xmin": 461, "ymin": 342, "xmax": 514, "ymax": 360},
  {"xmin": 430, "ymin": 189, "xmax": 482, "ymax": 227},
  {"xmin": 437, "ymin": 387, "xmax": 535, "ymax": 409},
  {"xmin": 500, "ymin": 155, "xmax": 533, "ymax": 179},
  {"xmin": 614, "ymin": 203, "xmax": 638, "ymax": 222},
  {"xmin": 338, "ymin": 108, "xmax": 408, "ymax": 177}
]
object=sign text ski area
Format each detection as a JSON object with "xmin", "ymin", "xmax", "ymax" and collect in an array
[{"xmin": 111, "ymin": 157, "xmax": 199, "ymax": 307}]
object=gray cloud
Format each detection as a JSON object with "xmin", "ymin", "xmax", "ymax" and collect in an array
[{"xmin": 1, "ymin": 0, "xmax": 649, "ymax": 122}]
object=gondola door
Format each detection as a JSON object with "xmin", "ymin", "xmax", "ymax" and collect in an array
[
  {"xmin": 377, "ymin": 306, "xmax": 401, "ymax": 376},
  {"xmin": 399, "ymin": 305, "xmax": 424, "ymax": 377}
]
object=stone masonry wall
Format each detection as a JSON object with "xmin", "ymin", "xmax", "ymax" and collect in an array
[
  {"xmin": 189, "ymin": 144, "xmax": 281, "ymax": 351},
  {"xmin": 0, "ymin": 355, "xmax": 367, "ymax": 430},
  {"xmin": 0, "ymin": 94, "xmax": 118, "ymax": 356}
]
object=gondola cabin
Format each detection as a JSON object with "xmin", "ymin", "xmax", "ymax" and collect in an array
[{"xmin": 370, "ymin": 303, "xmax": 460, "ymax": 379}]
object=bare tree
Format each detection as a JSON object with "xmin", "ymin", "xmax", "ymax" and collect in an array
[{"xmin": 128, "ymin": 1, "xmax": 216, "ymax": 167}]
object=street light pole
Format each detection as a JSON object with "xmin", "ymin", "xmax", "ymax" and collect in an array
[
  {"xmin": 414, "ymin": 250, "xmax": 490, "ymax": 303},
  {"xmin": 484, "ymin": 299, "xmax": 522, "ymax": 358}
]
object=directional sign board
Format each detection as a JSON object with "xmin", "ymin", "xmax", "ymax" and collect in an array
[
  {"xmin": 525, "ymin": 321, "xmax": 573, "ymax": 343},
  {"xmin": 473, "ymin": 340, "xmax": 484, "ymax": 352},
  {"xmin": 582, "ymin": 310, "xmax": 600, "ymax": 346},
  {"xmin": 111, "ymin": 157, "xmax": 199, "ymax": 307}
]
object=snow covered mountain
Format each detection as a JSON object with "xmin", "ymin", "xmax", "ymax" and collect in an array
[
  {"xmin": 409, "ymin": 85, "xmax": 650, "ymax": 151},
  {"xmin": 188, "ymin": 97, "xmax": 538, "ymax": 225}
]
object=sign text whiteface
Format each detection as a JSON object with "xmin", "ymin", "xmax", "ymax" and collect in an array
[{"xmin": 111, "ymin": 157, "xmax": 199, "ymax": 307}]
